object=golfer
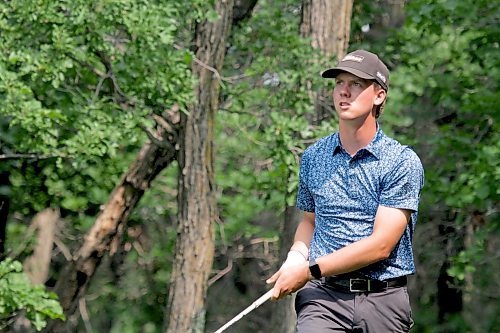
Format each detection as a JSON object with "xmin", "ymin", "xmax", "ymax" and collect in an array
[{"xmin": 267, "ymin": 49, "xmax": 424, "ymax": 332}]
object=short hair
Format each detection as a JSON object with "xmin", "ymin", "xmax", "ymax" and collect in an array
[{"xmin": 373, "ymin": 82, "xmax": 386, "ymax": 118}]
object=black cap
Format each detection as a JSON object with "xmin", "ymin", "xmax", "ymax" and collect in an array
[{"xmin": 321, "ymin": 49, "xmax": 390, "ymax": 91}]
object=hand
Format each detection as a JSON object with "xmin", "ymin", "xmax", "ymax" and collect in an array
[
  {"xmin": 266, "ymin": 261, "xmax": 310, "ymax": 300},
  {"xmin": 264, "ymin": 250, "xmax": 305, "ymax": 289}
]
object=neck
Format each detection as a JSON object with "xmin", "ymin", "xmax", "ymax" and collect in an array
[{"xmin": 339, "ymin": 118, "xmax": 377, "ymax": 156}]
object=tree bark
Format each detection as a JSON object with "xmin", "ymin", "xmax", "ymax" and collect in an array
[
  {"xmin": 232, "ymin": 0, "xmax": 258, "ymax": 25},
  {"xmin": 165, "ymin": 1, "xmax": 233, "ymax": 332},
  {"xmin": 23, "ymin": 208, "xmax": 59, "ymax": 285},
  {"xmin": 300, "ymin": 0, "xmax": 353, "ymax": 123},
  {"xmin": 45, "ymin": 119, "xmax": 178, "ymax": 332},
  {"xmin": 300, "ymin": 0, "xmax": 352, "ymax": 60}
]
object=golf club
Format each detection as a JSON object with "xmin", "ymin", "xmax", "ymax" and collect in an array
[{"xmin": 213, "ymin": 289, "xmax": 274, "ymax": 333}]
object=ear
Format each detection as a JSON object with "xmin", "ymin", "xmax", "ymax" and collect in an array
[{"xmin": 374, "ymin": 89, "xmax": 386, "ymax": 106}]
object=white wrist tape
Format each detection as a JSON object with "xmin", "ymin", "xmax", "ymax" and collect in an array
[
  {"xmin": 288, "ymin": 250, "xmax": 307, "ymax": 260},
  {"xmin": 280, "ymin": 250, "xmax": 307, "ymax": 269}
]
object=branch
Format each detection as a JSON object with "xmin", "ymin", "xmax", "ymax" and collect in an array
[
  {"xmin": 0, "ymin": 153, "xmax": 60, "ymax": 161},
  {"xmin": 152, "ymin": 113, "xmax": 177, "ymax": 138},
  {"xmin": 94, "ymin": 50, "xmax": 128, "ymax": 101},
  {"xmin": 79, "ymin": 298, "xmax": 93, "ymax": 333},
  {"xmin": 0, "ymin": 313, "xmax": 18, "ymax": 331},
  {"xmin": 208, "ymin": 258, "xmax": 233, "ymax": 286},
  {"xmin": 94, "ymin": 70, "xmax": 111, "ymax": 100},
  {"xmin": 173, "ymin": 43, "xmax": 236, "ymax": 84},
  {"xmin": 54, "ymin": 237, "xmax": 73, "ymax": 261},
  {"xmin": 138, "ymin": 124, "xmax": 175, "ymax": 150},
  {"xmin": 66, "ymin": 53, "xmax": 106, "ymax": 77}
]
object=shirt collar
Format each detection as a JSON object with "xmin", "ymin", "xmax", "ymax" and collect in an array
[
  {"xmin": 332, "ymin": 133, "xmax": 343, "ymax": 155},
  {"xmin": 331, "ymin": 125, "xmax": 385, "ymax": 159},
  {"xmin": 362, "ymin": 127, "xmax": 384, "ymax": 159}
]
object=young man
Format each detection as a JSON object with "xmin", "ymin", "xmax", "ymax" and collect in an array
[{"xmin": 267, "ymin": 49, "xmax": 424, "ymax": 332}]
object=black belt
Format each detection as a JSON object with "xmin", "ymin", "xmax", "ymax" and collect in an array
[{"xmin": 324, "ymin": 275, "xmax": 407, "ymax": 293}]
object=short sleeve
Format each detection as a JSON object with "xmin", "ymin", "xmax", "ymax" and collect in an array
[
  {"xmin": 379, "ymin": 148, "xmax": 424, "ymax": 212},
  {"xmin": 295, "ymin": 149, "xmax": 315, "ymax": 212}
]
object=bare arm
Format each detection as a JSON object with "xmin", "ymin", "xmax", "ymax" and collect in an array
[
  {"xmin": 288, "ymin": 211, "xmax": 315, "ymax": 259},
  {"xmin": 316, "ymin": 205, "xmax": 411, "ymax": 276},
  {"xmin": 269, "ymin": 206, "xmax": 411, "ymax": 299}
]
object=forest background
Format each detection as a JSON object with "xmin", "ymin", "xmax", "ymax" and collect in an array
[{"xmin": 0, "ymin": 0, "xmax": 498, "ymax": 332}]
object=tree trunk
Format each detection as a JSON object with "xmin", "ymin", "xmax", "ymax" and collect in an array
[
  {"xmin": 165, "ymin": 1, "xmax": 233, "ymax": 332},
  {"xmin": 300, "ymin": 0, "xmax": 352, "ymax": 60},
  {"xmin": 300, "ymin": 0, "xmax": 353, "ymax": 123},
  {"xmin": 45, "ymin": 120, "xmax": 178, "ymax": 332},
  {"xmin": 232, "ymin": 0, "xmax": 258, "ymax": 25},
  {"xmin": 23, "ymin": 208, "xmax": 59, "ymax": 285}
]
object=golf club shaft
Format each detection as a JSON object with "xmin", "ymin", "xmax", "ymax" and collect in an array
[{"xmin": 213, "ymin": 289, "xmax": 274, "ymax": 333}]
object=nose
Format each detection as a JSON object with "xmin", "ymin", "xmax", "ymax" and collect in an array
[{"xmin": 338, "ymin": 84, "xmax": 350, "ymax": 97}]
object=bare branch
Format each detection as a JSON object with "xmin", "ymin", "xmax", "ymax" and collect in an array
[
  {"xmin": 94, "ymin": 50, "xmax": 128, "ymax": 102},
  {"xmin": 54, "ymin": 237, "xmax": 73, "ymax": 261},
  {"xmin": 208, "ymin": 258, "xmax": 233, "ymax": 286},
  {"xmin": 94, "ymin": 70, "xmax": 111, "ymax": 100},
  {"xmin": 0, "ymin": 153, "xmax": 61, "ymax": 161},
  {"xmin": 152, "ymin": 114, "xmax": 176, "ymax": 135},
  {"xmin": 79, "ymin": 298, "xmax": 93, "ymax": 333},
  {"xmin": 173, "ymin": 43, "xmax": 237, "ymax": 84},
  {"xmin": 138, "ymin": 124, "xmax": 174, "ymax": 150}
]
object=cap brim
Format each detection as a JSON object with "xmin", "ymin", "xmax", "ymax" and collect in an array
[{"xmin": 321, "ymin": 66, "xmax": 375, "ymax": 80}]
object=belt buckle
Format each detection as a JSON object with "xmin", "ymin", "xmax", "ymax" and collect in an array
[{"xmin": 349, "ymin": 278, "xmax": 371, "ymax": 292}]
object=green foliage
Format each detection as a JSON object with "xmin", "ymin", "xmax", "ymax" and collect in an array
[
  {"xmin": 217, "ymin": 0, "xmax": 337, "ymax": 242},
  {"xmin": 0, "ymin": 258, "xmax": 65, "ymax": 331},
  {"xmin": 389, "ymin": 0, "xmax": 499, "ymax": 222},
  {"xmin": 383, "ymin": 0, "xmax": 499, "ymax": 331},
  {"xmin": 0, "ymin": 0, "xmax": 210, "ymax": 217},
  {"xmin": 0, "ymin": 1, "xmax": 211, "ymax": 331}
]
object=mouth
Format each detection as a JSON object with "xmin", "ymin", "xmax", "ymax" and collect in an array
[{"xmin": 338, "ymin": 102, "xmax": 351, "ymax": 109}]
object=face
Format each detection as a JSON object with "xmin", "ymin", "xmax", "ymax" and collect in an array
[{"xmin": 333, "ymin": 72, "xmax": 386, "ymax": 121}]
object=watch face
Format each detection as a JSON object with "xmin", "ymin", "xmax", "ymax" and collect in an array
[{"xmin": 309, "ymin": 259, "xmax": 322, "ymax": 279}]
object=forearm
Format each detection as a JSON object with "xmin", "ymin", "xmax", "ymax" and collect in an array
[
  {"xmin": 316, "ymin": 236, "xmax": 388, "ymax": 277},
  {"xmin": 315, "ymin": 206, "xmax": 410, "ymax": 277},
  {"xmin": 289, "ymin": 212, "xmax": 315, "ymax": 259}
]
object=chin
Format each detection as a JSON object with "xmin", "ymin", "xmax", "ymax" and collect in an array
[{"xmin": 337, "ymin": 111, "xmax": 357, "ymax": 120}]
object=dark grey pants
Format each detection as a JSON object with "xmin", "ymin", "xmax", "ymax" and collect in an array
[{"xmin": 295, "ymin": 280, "xmax": 413, "ymax": 332}]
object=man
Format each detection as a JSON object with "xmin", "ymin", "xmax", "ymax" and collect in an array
[{"xmin": 267, "ymin": 49, "xmax": 424, "ymax": 332}]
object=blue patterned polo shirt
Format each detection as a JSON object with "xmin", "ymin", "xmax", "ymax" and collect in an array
[{"xmin": 296, "ymin": 127, "xmax": 424, "ymax": 280}]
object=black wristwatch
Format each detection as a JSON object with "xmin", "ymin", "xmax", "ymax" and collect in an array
[{"xmin": 309, "ymin": 258, "xmax": 322, "ymax": 279}]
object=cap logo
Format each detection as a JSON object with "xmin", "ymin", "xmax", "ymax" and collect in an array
[
  {"xmin": 376, "ymin": 71, "xmax": 386, "ymax": 83},
  {"xmin": 342, "ymin": 54, "xmax": 364, "ymax": 63}
]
